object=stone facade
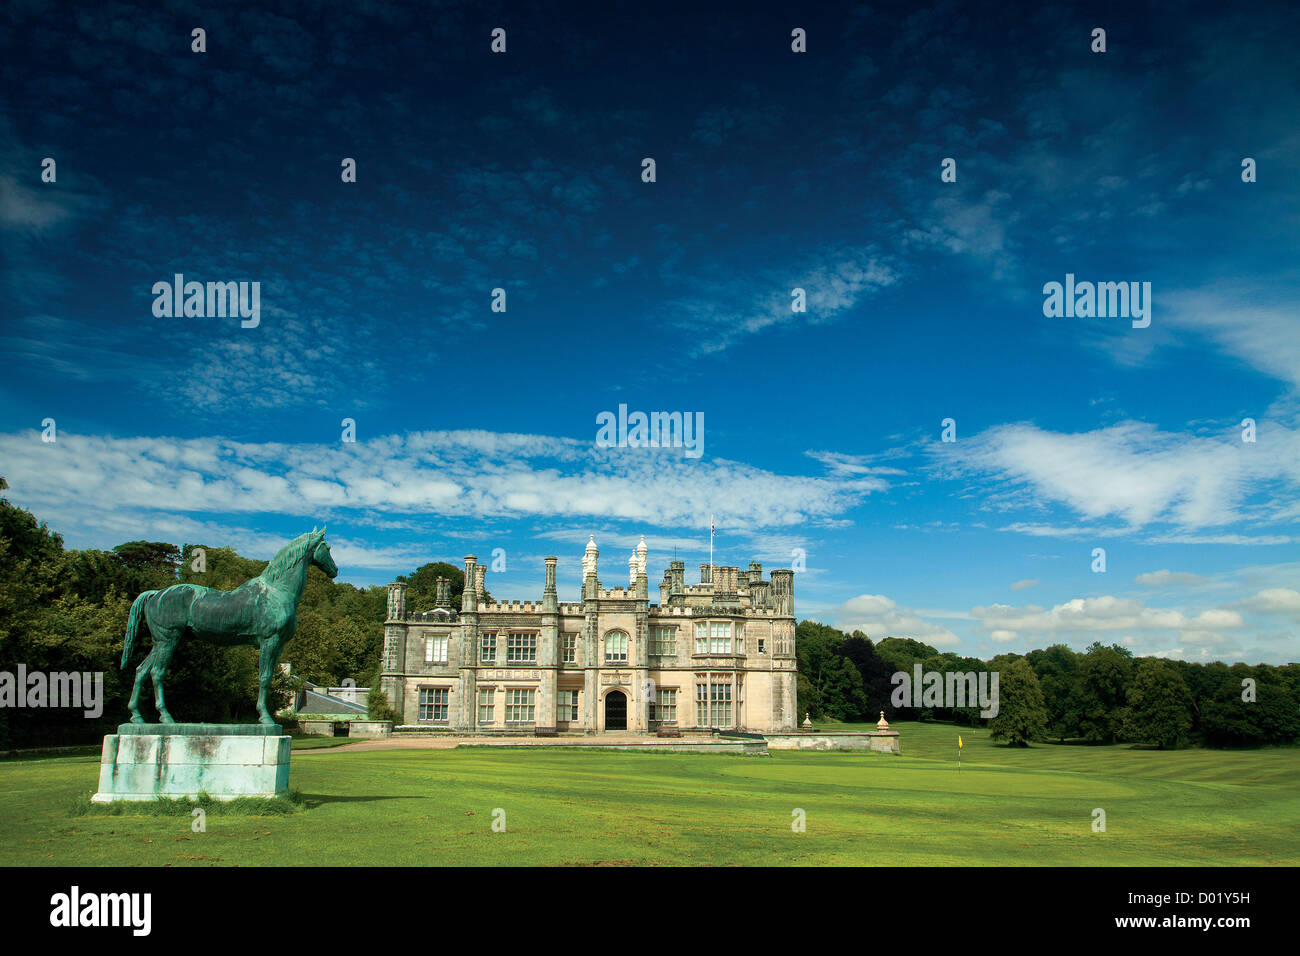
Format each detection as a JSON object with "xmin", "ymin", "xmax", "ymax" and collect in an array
[{"xmin": 381, "ymin": 536, "xmax": 798, "ymax": 733}]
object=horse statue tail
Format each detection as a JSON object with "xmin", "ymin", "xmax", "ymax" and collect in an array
[{"xmin": 122, "ymin": 591, "xmax": 157, "ymax": 669}]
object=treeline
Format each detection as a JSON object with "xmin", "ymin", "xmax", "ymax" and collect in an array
[
  {"xmin": 4, "ymin": 494, "xmax": 1295, "ymax": 751},
  {"xmin": 797, "ymin": 620, "xmax": 1300, "ymax": 749},
  {"xmin": 0, "ymin": 497, "xmax": 474, "ymax": 749}
]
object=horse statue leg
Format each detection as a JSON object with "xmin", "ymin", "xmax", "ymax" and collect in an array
[
  {"xmin": 148, "ymin": 629, "xmax": 181, "ymax": 724},
  {"xmin": 127, "ymin": 647, "xmax": 155, "ymax": 724},
  {"xmin": 255, "ymin": 632, "xmax": 288, "ymax": 726}
]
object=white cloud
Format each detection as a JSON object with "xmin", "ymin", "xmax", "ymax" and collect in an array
[
  {"xmin": 667, "ymin": 246, "xmax": 899, "ymax": 357},
  {"xmin": 1134, "ymin": 569, "xmax": 1211, "ymax": 587},
  {"xmin": 1239, "ymin": 588, "xmax": 1300, "ymax": 615},
  {"xmin": 1009, "ymin": 578, "xmax": 1038, "ymax": 591},
  {"xmin": 944, "ymin": 420, "xmax": 1300, "ymax": 531},
  {"xmin": 829, "ymin": 593, "xmax": 961, "ymax": 648},
  {"xmin": 972, "ymin": 595, "xmax": 1245, "ymax": 637},
  {"xmin": 0, "ymin": 428, "xmax": 884, "ymax": 558},
  {"xmin": 1162, "ymin": 288, "xmax": 1300, "ymax": 393}
]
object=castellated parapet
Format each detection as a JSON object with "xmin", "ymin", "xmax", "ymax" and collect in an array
[{"xmin": 381, "ymin": 536, "xmax": 797, "ymax": 734}]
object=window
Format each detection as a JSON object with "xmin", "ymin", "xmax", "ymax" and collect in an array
[
  {"xmin": 481, "ymin": 632, "xmax": 496, "ymax": 663},
  {"xmin": 425, "ymin": 636, "xmax": 448, "ymax": 664},
  {"xmin": 562, "ymin": 632, "xmax": 577, "ymax": 664},
  {"xmin": 419, "ymin": 687, "xmax": 448, "ymax": 722},
  {"xmin": 506, "ymin": 632, "xmax": 536, "ymax": 664},
  {"xmin": 695, "ymin": 621, "xmax": 732, "ymax": 654},
  {"xmin": 710, "ymin": 681, "xmax": 732, "ymax": 725},
  {"xmin": 478, "ymin": 687, "xmax": 495, "ymax": 724},
  {"xmin": 651, "ymin": 688, "xmax": 677, "ymax": 725},
  {"xmin": 605, "ymin": 631, "xmax": 628, "ymax": 664},
  {"xmin": 709, "ymin": 621, "xmax": 731, "ymax": 654},
  {"xmin": 758, "ymin": 638, "xmax": 766, "ymax": 654},
  {"xmin": 695, "ymin": 678, "xmax": 730, "ymax": 726},
  {"xmin": 505, "ymin": 688, "xmax": 535, "ymax": 723},
  {"xmin": 558, "ymin": 689, "xmax": 579, "ymax": 722},
  {"xmin": 650, "ymin": 626, "xmax": 676, "ymax": 657}
]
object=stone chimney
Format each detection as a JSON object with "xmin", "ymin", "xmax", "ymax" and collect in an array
[
  {"xmin": 582, "ymin": 535, "xmax": 599, "ymax": 600},
  {"xmin": 770, "ymin": 568, "xmax": 794, "ymax": 616},
  {"xmin": 543, "ymin": 556, "xmax": 558, "ymax": 613},
  {"xmin": 462, "ymin": 556, "xmax": 477, "ymax": 613},
  {"xmin": 386, "ymin": 582, "xmax": 407, "ymax": 621}
]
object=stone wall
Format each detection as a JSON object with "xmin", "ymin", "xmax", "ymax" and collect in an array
[{"xmin": 764, "ymin": 731, "xmax": 900, "ymax": 753}]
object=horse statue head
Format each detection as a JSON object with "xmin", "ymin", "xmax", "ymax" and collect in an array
[{"xmin": 310, "ymin": 525, "xmax": 339, "ymax": 579}]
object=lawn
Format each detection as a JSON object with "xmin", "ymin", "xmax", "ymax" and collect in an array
[{"xmin": 1, "ymin": 722, "xmax": 1296, "ymax": 865}]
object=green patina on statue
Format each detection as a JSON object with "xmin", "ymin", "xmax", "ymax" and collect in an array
[{"xmin": 121, "ymin": 526, "xmax": 338, "ymax": 726}]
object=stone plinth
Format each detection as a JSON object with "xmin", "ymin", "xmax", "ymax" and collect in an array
[
  {"xmin": 92, "ymin": 724, "xmax": 291, "ymax": 802},
  {"xmin": 867, "ymin": 730, "xmax": 901, "ymax": 754}
]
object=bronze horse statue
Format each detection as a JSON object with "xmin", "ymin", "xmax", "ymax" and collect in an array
[{"xmin": 121, "ymin": 527, "xmax": 338, "ymax": 725}]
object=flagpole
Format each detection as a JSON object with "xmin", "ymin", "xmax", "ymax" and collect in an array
[{"xmin": 709, "ymin": 514, "xmax": 714, "ymax": 584}]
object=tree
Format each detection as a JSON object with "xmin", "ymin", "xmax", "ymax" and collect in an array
[
  {"xmin": 1121, "ymin": 658, "xmax": 1192, "ymax": 749},
  {"xmin": 400, "ymin": 562, "xmax": 489, "ymax": 613},
  {"xmin": 795, "ymin": 621, "xmax": 868, "ymax": 721},
  {"xmin": 1027, "ymin": 644, "xmax": 1082, "ymax": 741},
  {"xmin": 841, "ymin": 631, "xmax": 898, "ymax": 718},
  {"xmin": 874, "ymin": 636, "xmax": 941, "ymax": 674},
  {"xmin": 988, "ymin": 659, "xmax": 1048, "ymax": 746},
  {"xmin": 367, "ymin": 684, "xmax": 401, "ymax": 724},
  {"xmin": 1071, "ymin": 643, "xmax": 1133, "ymax": 743},
  {"xmin": 111, "ymin": 540, "xmax": 181, "ymax": 577},
  {"xmin": 1201, "ymin": 665, "xmax": 1300, "ymax": 747}
]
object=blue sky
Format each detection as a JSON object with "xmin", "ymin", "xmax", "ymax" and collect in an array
[{"xmin": 2, "ymin": 0, "xmax": 1299, "ymax": 663}]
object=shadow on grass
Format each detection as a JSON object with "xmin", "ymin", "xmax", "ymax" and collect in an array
[{"xmin": 297, "ymin": 793, "xmax": 426, "ymax": 808}]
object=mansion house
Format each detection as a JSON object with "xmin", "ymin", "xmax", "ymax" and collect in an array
[{"xmin": 380, "ymin": 536, "xmax": 797, "ymax": 733}]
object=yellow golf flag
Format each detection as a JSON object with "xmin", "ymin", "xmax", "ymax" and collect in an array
[{"xmin": 958, "ymin": 735, "xmax": 963, "ymax": 748}]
